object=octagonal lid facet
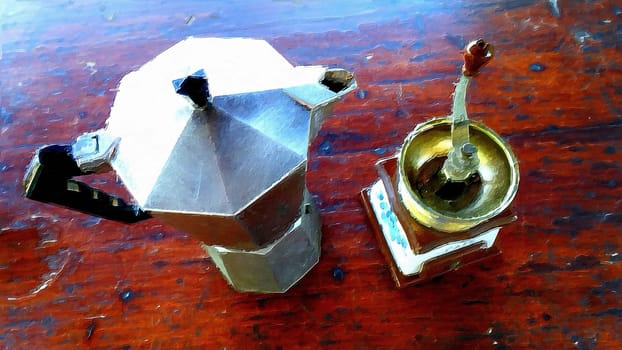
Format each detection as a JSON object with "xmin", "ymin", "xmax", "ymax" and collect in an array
[{"xmin": 105, "ymin": 37, "xmax": 329, "ymax": 215}]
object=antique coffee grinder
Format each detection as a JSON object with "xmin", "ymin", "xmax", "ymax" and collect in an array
[
  {"xmin": 361, "ymin": 39, "xmax": 519, "ymax": 287},
  {"xmin": 24, "ymin": 37, "xmax": 356, "ymax": 293}
]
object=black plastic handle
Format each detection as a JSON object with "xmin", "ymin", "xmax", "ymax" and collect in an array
[{"xmin": 24, "ymin": 144, "xmax": 151, "ymax": 223}]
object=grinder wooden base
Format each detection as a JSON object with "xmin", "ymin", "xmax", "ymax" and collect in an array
[{"xmin": 361, "ymin": 156, "xmax": 516, "ymax": 288}]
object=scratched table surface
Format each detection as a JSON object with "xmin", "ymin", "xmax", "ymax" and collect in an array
[{"xmin": 1, "ymin": 0, "xmax": 621, "ymax": 349}]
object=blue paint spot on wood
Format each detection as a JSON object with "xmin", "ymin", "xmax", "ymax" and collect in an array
[
  {"xmin": 119, "ymin": 289, "xmax": 134, "ymax": 303},
  {"xmin": 591, "ymin": 161, "xmax": 618, "ymax": 170},
  {"xmin": 0, "ymin": 107, "xmax": 14, "ymax": 127},
  {"xmin": 382, "ymin": 41, "xmax": 403, "ymax": 50},
  {"xmin": 568, "ymin": 145, "xmax": 585, "ymax": 152},
  {"xmin": 609, "ymin": 253, "xmax": 622, "ymax": 263},
  {"xmin": 44, "ymin": 250, "xmax": 68, "ymax": 270},
  {"xmin": 373, "ymin": 147, "xmax": 388, "ymax": 155},
  {"xmin": 529, "ymin": 63, "xmax": 545, "ymax": 72},
  {"xmin": 41, "ymin": 315, "xmax": 55, "ymax": 327},
  {"xmin": 566, "ymin": 255, "xmax": 600, "ymax": 271},
  {"xmin": 603, "ymin": 179, "xmax": 617, "ymax": 188},
  {"xmin": 80, "ymin": 217, "xmax": 101, "ymax": 228},
  {"xmin": 409, "ymin": 53, "xmax": 434, "ymax": 62},
  {"xmin": 444, "ymin": 34, "xmax": 466, "ymax": 49},
  {"xmin": 544, "ymin": 124, "xmax": 559, "ymax": 132},
  {"xmin": 542, "ymin": 156, "xmax": 553, "ymax": 164},
  {"xmin": 49, "ymin": 68, "xmax": 67, "ymax": 76},
  {"xmin": 395, "ymin": 107, "xmax": 409, "ymax": 118},
  {"xmin": 410, "ymin": 41, "xmax": 424, "ymax": 49},
  {"xmin": 527, "ymin": 169, "xmax": 553, "ymax": 183},
  {"xmin": 591, "ymin": 279, "xmax": 621, "ymax": 300},
  {"xmin": 152, "ymin": 260, "xmax": 169, "ymax": 268},
  {"xmin": 332, "ymin": 266, "xmax": 345, "ymax": 281},
  {"xmin": 150, "ymin": 232, "xmax": 165, "ymax": 240},
  {"xmin": 64, "ymin": 284, "xmax": 82, "ymax": 294},
  {"xmin": 310, "ymin": 160, "xmax": 320, "ymax": 171},
  {"xmin": 552, "ymin": 108, "xmax": 564, "ymax": 116},
  {"xmin": 582, "ymin": 46, "xmax": 600, "ymax": 53},
  {"xmin": 584, "ymin": 67, "xmax": 605, "ymax": 75},
  {"xmin": 590, "ymin": 308, "xmax": 622, "ymax": 317},
  {"xmin": 318, "ymin": 140, "xmax": 333, "ymax": 155},
  {"xmin": 603, "ymin": 146, "xmax": 615, "ymax": 154},
  {"xmin": 0, "ymin": 162, "xmax": 11, "ymax": 172}
]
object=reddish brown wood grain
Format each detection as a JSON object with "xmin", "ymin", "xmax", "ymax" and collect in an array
[{"xmin": 1, "ymin": 0, "xmax": 621, "ymax": 349}]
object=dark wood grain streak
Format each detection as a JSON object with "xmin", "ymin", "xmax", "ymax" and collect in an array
[{"xmin": 1, "ymin": 0, "xmax": 621, "ymax": 348}]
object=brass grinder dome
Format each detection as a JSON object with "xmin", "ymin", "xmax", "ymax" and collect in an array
[{"xmin": 397, "ymin": 118, "xmax": 520, "ymax": 233}]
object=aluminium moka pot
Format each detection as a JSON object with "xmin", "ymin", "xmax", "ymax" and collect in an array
[{"xmin": 24, "ymin": 37, "xmax": 356, "ymax": 293}]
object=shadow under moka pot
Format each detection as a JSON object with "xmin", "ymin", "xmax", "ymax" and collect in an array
[
  {"xmin": 24, "ymin": 37, "xmax": 356, "ymax": 293},
  {"xmin": 361, "ymin": 39, "xmax": 519, "ymax": 287}
]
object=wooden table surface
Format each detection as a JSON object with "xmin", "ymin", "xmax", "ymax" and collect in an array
[{"xmin": 2, "ymin": 1, "xmax": 621, "ymax": 348}]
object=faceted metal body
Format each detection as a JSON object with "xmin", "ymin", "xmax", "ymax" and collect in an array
[
  {"xmin": 24, "ymin": 37, "xmax": 356, "ymax": 293},
  {"xmin": 108, "ymin": 38, "xmax": 355, "ymax": 292},
  {"xmin": 204, "ymin": 191, "xmax": 322, "ymax": 293}
]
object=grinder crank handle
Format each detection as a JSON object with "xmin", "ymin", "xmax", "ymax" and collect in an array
[
  {"xmin": 23, "ymin": 132, "xmax": 151, "ymax": 223},
  {"xmin": 450, "ymin": 38, "xmax": 495, "ymax": 148},
  {"xmin": 442, "ymin": 39, "xmax": 494, "ymax": 182}
]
